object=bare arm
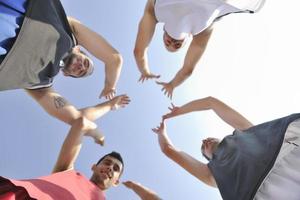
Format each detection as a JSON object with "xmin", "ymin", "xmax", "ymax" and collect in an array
[
  {"xmin": 163, "ymin": 97, "xmax": 253, "ymax": 131},
  {"xmin": 26, "ymin": 88, "xmax": 130, "ymax": 141},
  {"xmin": 68, "ymin": 17, "xmax": 122, "ymax": 99},
  {"xmin": 134, "ymin": 0, "xmax": 160, "ymax": 82},
  {"xmin": 123, "ymin": 181, "xmax": 162, "ymax": 200},
  {"xmin": 171, "ymin": 29, "xmax": 213, "ymax": 88},
  {"xmin": 152, "ymin": 122, "xmax": 216, "ymax": 187},
  {"xmin": 156, "ymin": 29, "xmax": 213, "ymax": 99},
  {"xmin": 52, "ymin": 117, "xmax": 100, "ymax": 173}
]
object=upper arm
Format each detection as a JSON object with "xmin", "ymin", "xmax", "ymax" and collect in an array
[
  {"xmin": 182, "ymin": 29, "xmax": 213, "ymax": 73},
  {"xmin": 209, "ymin": 97, "xmax": 254, "ymax": 131},
  {"xmin": 25, "ymin": 88, "xmax": 81, "ymax": 125},
  {"xmin": 134, "ymin": 0, "xmax": 157, "ymax": 55},
  {"xmin": 67, "ymin": 17, "xmax": 120, "ymax": 64},
  {"xmin": 164, "ymin": 145, "xmax": 216, "ymax": 187}
]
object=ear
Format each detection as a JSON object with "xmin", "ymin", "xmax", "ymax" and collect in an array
[
  {"xmin": 91, "ymin": 164, "xmax": 97, "ymax": 171},
  {"xmin": 73, "ymin": 45, "xmax": 81, "ymax": 52}
]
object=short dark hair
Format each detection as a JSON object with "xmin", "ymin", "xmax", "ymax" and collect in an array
[
  {"xmin": 96, "ymin": 151, "xmax": 124, "ymax": 172},
  {"xmin": 62, "ymin": 49, "xmax": 87, "ymax": 69}
]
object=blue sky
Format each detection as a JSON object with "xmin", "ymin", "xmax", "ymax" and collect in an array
[{"xmin": 1, "ymin": 0, "xmax": 300, "ymax": 199}]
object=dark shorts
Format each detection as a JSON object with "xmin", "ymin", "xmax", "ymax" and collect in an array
[{"xmin": 0, "ymin": 176, "xmax": 36, "ymax": 200}]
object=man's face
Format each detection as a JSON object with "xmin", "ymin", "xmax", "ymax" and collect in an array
[
  {"xmin": 62, "ymin": 48, "xmax": 94, "ymax": 78},
  {"xmin": 90, "ymin": 156, "xmax": 123, "ymax": 190},
  {"xmin": 163, "ymin": 31, "xmax": 186, "ymax": 52},
  {"xmin": 201, "ymin": 137, "xmax": 220, "ymax": 160}
]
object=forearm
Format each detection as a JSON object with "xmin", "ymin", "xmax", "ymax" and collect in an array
[
  {"xmin": 104, "ymin": 54, "xmax": 122, "ymax": 90},
  {"xmin": 134, "ymin": 48, "xmax": 151, "ymax": 74},
  {"xmin": 169, "ymin": 97, "xmax": 212, "ymax": 118},
  {"xmin": 52, "ymin": 119, "xmax": 86, "ymax": 173},
  {"xmin": 169, "ymin": 66, "xmax": 194, "ymax": 88},
  {"xmin": 130, "ymin": 184, "xmax": 161, "ymax": 200},
  {"xmin": 170, "ymin": 29, "xmax": 213, "ymax": 88},
  {"xmin": 79, "ymin": 100, "xmax": 114, "ymax": 121},
  {"xmin": 158, "ymin": 131, "xmax": 176, "ymax": 156}
]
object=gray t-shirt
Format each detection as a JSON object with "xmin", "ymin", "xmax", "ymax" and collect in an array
[
  {"xmin": 0, "ymin": 0, "xmax": 76, "ymax": 91},
  {"xmin": 208, "ymin": 113, "xmax": 300, "ymax": 200}
]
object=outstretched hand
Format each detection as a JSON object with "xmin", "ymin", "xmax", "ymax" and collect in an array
[
  {"xmin": 138, "ymin": 72, "xmax": 160, "ymax": 83},
  {"xmin": 86, "ymin": 128, "xmax": 105, "ymax": 146},
  {"xmin": 152, "ymin": 121, "xmax": 166, "ymax": 135},
  {"xmin": 109, "ymin": 94, "xmax": 131, "ymax": 110},
  {"xmin": 99, "ymin": 87, "xmax": 116, "ymax": 100},
  {"xmin": 82, "ymin": 119, "xmax": 104, "ymax": 146},
  {"xmin": 123, "ymin": 181, "xmax": 138, "ymax": 189},
  {"xmin": 163, "ymin": 103, "xmax": 180, "ymax": 120},
  {"xmin": 156, "ymin": 81, "xmax": 174, "ymax": 99}
]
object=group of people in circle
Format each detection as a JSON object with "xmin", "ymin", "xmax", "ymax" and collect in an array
[{"xmin": 2, "ymin": 0, "xmax": 300, "ymax": 200}]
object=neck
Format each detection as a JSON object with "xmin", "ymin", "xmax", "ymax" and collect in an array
[{"xmin": 90, "ymin": 177, "xmax": 106, "ymax": 191}]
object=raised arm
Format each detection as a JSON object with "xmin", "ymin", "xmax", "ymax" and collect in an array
[
  {"xmin": 68, "ymin": 17, "xmax": 122, "ymax": 99},
  {"xmin": 26, "ymin": 88, "xmax": 130, "ymax": 140},
  {"xmin": 52, "ymin": 117, "xmax": 100, "ymax": 173},
  {"xmin": 152, "ymin": 122, "xmax": 216, "ymax": 187},
  {"xmin": 156, "ymin": 29, "xmax": 213, "ymax": 99},
  {"xmin": 123, "ymin": 181, "xmax": 162, "ymax": 200},
  {"xmin": 134, "ymin": 0, "xmax": 160, "ymax": 82},
  {"xmin": 163, "ymin": 97, "xmax": 253, "ymax": 131}
]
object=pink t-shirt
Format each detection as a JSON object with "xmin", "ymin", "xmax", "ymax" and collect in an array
[{"xmin": 10, "ymin": 170, "xmax": 105, "ymax": 200}]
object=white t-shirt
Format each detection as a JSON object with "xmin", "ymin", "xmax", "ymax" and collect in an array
[{"xmin": 154, "ymin": 0, "xmax": 247, "ymax": 40}]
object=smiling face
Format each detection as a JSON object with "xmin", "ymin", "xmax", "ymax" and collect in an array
[
  {"xmin": 90, "ymin": 156, "xmax": 123, "ymax": 190},
  {"xmin": 163, "ymin": 31, "xmax": 186, "ymax": 52},
  {"xmin": 201, "ymin": 137, "xmax": 220, "ymax": 160},
  {"xmin": 62, "ymin": 46, "xmax": 94, "ymax": 78}
]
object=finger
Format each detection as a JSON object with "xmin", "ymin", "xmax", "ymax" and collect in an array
[
  {"xmin": 171, "ymin": 103, "xmax": 176, "ymax": 108},
  {"xmin": 163, "ymin": 114, "xmax": 169, "ymax": 119},
  {"xmin": 156, "ymin": 81, "xmax": 163, "ymax": 85},
  {"xmin": 155, "ymin": 75, "xmax": 161, "ymax": 79},
  {"xmin": 99, "ymin": 92, "xmax": 104, "ymax": 99},
  {"xmin": 151, "ymin": 128, "xmax": 158, "ymax": 133},
  {"xmin": 141, "ymin": 77, "xmax": 146, "ymax": 83},
  {"xmin": 138, "ymin": 76, "xmax": 143, "ymax": 82}
]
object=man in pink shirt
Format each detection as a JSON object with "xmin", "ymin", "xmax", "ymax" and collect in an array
[{"xmin": 0, "ymin": 96, "xmax": 129, "ymax": 200}]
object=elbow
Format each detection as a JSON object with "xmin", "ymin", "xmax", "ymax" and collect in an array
[
  {"xmin": 71, "ymin": 116, "xmax": 93, "ymax": 131},
  {"xmin": 111, "ymin": 53, "xmax": 123, "ymax": 69},
  {"xmin": 71, "ymin": 116, "xmax": 86, "ymax": 129},
  {"xmin": 205, "ymin": 96, "xmax": 218, "ymax": 107},
  {"xmin": 161, "ymin": 144, "xmax": 175, "ymax": 157}
]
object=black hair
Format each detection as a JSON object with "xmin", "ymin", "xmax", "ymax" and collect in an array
[
  {"xmin": 62, "ymin": 49, "xmax": 88, "ymax": 69},
  {"xmin": 96, "ymin": 151, "xmax": 124, "ymax": 168}
]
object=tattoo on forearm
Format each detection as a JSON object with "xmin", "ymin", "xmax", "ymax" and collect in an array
[{"xmin": 54, "ymin": 96, "xmax": 67, "ymax": 109}]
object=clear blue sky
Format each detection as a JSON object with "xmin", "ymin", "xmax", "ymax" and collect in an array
[{"xmin": 1, "ymin": 0, "xmax": 300, "ymax": 199}]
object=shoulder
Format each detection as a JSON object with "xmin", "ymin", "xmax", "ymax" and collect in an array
[{"xmin": 67, "ymin": 17, "xmax": 81, "ymax": 35}]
